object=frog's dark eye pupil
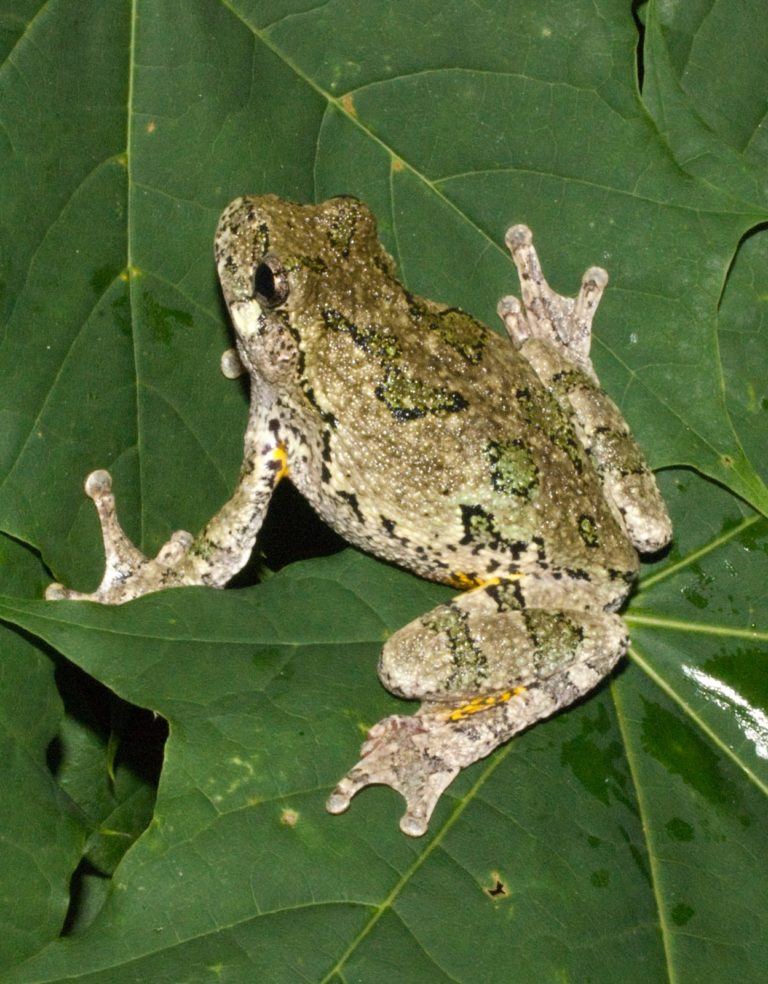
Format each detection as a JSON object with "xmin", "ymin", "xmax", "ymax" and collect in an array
[
  {"xmin": 252, "ymin": 257, "xmax": 288, "ymax": 308},
  {"xmin": 253, "ymin": 262, "xmax": 275, "ymax": 300}
]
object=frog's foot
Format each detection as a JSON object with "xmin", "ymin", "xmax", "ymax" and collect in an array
[
  {"xmin": 326, "ymin": 712, "xmax": 466, "ymax": 836},
  {"xmin": 327, "ymin": 690, "xmax": 545, "ymax": 836},
  {"xmin": 45, "ymin": 470, "xmax": 194, "ymax": 605},
  {"xmin": 498, "ymin": 224, "xmax": 607, "ymax": 373}
]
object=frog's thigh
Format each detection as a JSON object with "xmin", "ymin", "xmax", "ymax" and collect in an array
[
  {"xmin": 379, "ymin": 599, "xmax": 628, "ymax": 705},
  {"xmin": 522, "ymin": 339, "xmax": 671, "ymax": 553}
]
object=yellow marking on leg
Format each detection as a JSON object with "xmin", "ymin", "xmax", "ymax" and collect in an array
[
  {"xmin": 448, "ymin": 686, "xmax": 526, "ymax": 722},
  {"xmin": 271, "ymin": 442, "xmax": 289, "ymax": 481},
  {"xmin": 447, "ymin": 571, "xmax": 482, "ymax": 589},
  {"xmin": 467, "ymin": 572, "xmax": 524, "ymax": 595},
  {"xmin": 447, "ymin": 572, "xmax": 524, "ymax": 591}
]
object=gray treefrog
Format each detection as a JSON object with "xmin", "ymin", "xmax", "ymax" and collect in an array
[{"xmin": 48, "ymin": 196, "xmax": 672, "ymax": 836}]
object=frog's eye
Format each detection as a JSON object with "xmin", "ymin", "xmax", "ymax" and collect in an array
[{"xmin": 252, "ymin": 257, "xmax": 288, "ymax": 308}]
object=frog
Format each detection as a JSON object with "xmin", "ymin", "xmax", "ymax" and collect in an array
[{"xmin": 47, "ymin": 195, "xmax": 672, "ymax": 836}]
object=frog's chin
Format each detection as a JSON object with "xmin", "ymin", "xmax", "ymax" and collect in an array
[{"xmin": 224, "ymin": 300, "xmax": 262, "ymax": 377}]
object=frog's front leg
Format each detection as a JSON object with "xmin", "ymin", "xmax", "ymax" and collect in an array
[
  {"xmin": 46, "ymin": 403, "xmax": 288, "ymax": 605},
  {"xmin": 327, "ymin": 586, "xmax": 627, "ymax": 836}
]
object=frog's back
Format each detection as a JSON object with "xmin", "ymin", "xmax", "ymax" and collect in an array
[{"xmin": 290, "ymin": 288, "xmax": 637, "ymax": 590}]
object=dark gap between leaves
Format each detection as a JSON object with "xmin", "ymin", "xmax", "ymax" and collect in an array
[
  {"xmin": 632, "ymin": 0, "xmax": 647, "ymax": 92},
  {"xmin": 229, "ymin": 478, "xmax": 346, "ymax": 587},
  {"xmin": 47, "ymin": 660, "xmax": 168, "ymax": 936}
]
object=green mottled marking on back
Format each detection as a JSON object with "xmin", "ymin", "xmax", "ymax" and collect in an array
[
  {"xmin": 485, "ymin": 439, "xmax": 539, "ymax": 498},
  {"xmin": 285, "ymin": 253, "xmax": 328, "ymax": 275},
  {"xmin": 375, "ymin": 366, "xmax": 467, "ymax": 421},
  {"xmin": 429, "ymin": 308, "xmax": 486, "ymax": 363},
  {"xmin": 483, "ymin": 578, "xmax": 525, "ymax": 611},
  {"xmin": 524, "ymin": 388, "xmax": 584, "ymax": 473},
  {"xmin": 322, "ymin": 308, "xmax": 402, "ymax": 361},
  {"xmin": 578, "ymin": 514, "xmax": 600, "ymax": 548}
]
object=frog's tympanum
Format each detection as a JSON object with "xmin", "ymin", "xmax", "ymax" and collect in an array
[{"xmin": 48, "ymin": 196, "xmax": 672, "ymax": 836}]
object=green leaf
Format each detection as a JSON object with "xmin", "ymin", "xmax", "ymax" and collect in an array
[
  {"xmin": 1, "ymin": 0, "xmax": 767, "ymax": 980},
  {"xmin": 0, "ymin": 537, "xmax": 86, "ymax": 973}
]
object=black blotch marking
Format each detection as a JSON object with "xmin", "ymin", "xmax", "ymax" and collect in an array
[
  {"xmin": 565, "ymin": 567, "xmax": 591, "ymax": 582},
  {"xmin": 484, "ymin": 578, "xmax": 525, "ymax": 612},
  {"xmin": 302, "ymin": 383, "xmax": 337, "ymax": 428},
  {"xmin": 458, "ymin": 505, "xmax": 528, "ymax": 559},
  {"xmin": 381, "ymin": 516, "xmax": 397, "ymax": 536},
  {"xmin": 322, "ymin": 308, "xmax": 401, "ymax": 362},
  {"xmin": 321, "ymin": 430, "xmax": 333, "ymax": 462},
  {"xmin": 608, "ymin": 567, "xmax": 636, "ymax": 584},
  {"xmin": 338, "ymin": 490, "xmax": 365, "ymax": 524}
]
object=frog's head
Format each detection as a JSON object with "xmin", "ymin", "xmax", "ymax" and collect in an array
[{"xmin": 214, "ymin": 194, "xmax": 396, "ymax": 383}]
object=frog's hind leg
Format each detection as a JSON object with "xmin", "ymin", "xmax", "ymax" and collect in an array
[
  {"xmin": 497, "ymin": 224, "xmax": 671, "ymax": 554},
  {"xmin": 534, "ymin": 350, "xmax": 672, "ymax": 553},
  {"xmin": 326, "ymin": 595, "xmax": 627, "ymax": 836}
]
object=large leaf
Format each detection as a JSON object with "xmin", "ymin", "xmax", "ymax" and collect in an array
[{"xmin": 1, "ymin": 0, "xmax": 766, "ymax": 980}]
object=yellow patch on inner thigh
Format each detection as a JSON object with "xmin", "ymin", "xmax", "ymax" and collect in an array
[{"xmin": 448, "ymin": 686, "xmax": 526, "ymax": 722}]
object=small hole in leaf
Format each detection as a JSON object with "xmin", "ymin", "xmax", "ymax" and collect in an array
[{"xmin": 484, "ymin": 871, "xmax": 509, "ymax": 899}]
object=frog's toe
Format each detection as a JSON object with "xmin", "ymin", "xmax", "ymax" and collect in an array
[
  {"xmin": 220, "ymin": 347, "xmax": 246, "ymax": 379},
  {"xmin": 326, "ymin": 712, "xmax": 461, "ymax": 837},
  {"xmin": 497, "ymin": 294, "xmax": 529, "ymax": 346}
]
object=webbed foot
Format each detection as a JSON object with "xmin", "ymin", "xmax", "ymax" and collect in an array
[
  {"xmin": 327, "ymin": 712, "xmax": 465, "ymax": 836},
  {"xmin": 498, "ymin": 223, "xmax": 607, "ymax": 374}
]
